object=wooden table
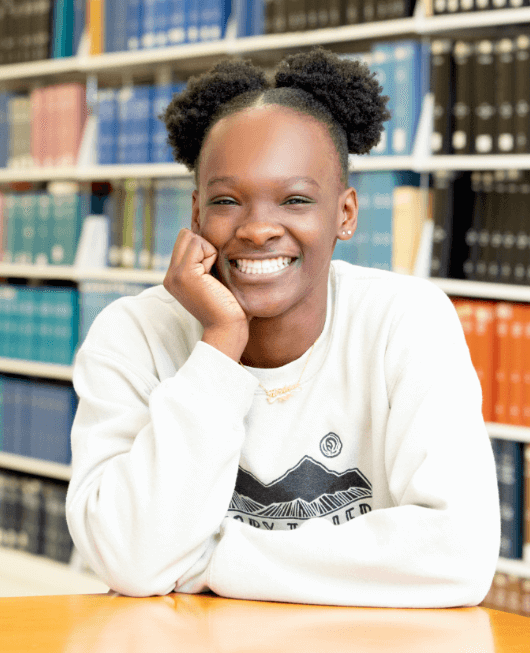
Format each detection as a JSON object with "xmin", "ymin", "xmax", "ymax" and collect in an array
[{"xmin": 0, "ymin": 592, "xmax": 529, "ymax": 652}]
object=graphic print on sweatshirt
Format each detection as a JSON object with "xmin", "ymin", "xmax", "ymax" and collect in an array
[{"xmin": 227, "ymin": 455, "xmax": 372, "ymax": 531}]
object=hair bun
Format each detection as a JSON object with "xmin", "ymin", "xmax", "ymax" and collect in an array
[
  {"xmin": 164, "ymin": 59, "xmax": 268, "ymax": 170},
  {"xmin": 274, "ymin": 46, "xmax": 389, "ymax": 155}
]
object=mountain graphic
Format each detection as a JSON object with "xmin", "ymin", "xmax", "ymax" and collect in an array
[{"xmin": 228, "ymin": 456, "xmax": 372, "ymax": 520}]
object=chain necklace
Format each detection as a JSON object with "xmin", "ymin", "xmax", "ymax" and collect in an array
[{"xmin": 239, "ymin": 340, "xmax": 317, "ymax": 404}]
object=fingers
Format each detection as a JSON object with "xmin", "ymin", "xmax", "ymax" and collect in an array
[{"xmin": 170, "ymin": 229, "xmax": 218, "ymax": 277}]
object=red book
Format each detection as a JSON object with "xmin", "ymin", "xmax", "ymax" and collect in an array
[
  {"xmin": 56, "ymin": 83, "xmax": 87, "ymax": 166},
  {"xmin": 30, "ymin": 87, "xmax": 46, "ymax": 167},
  {"xmin": 43, "ymin": 84, "xmax": 59, "ymax": 167},
  {"xmin": 494, "ymin": 302, "xmax": 514, "ymax": 424},
  {"xmin": 508, "ymin": 304, "xmax": 525, "ymax": 425}
]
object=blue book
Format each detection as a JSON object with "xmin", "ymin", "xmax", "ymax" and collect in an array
[
  {"xmin": 126, "ymin": 0, "xmax": 143, "ymax": 50},
  {"xmin": 98, "ymin": 88, "xmax": 119, "ymax": 165},
  {"xmin": 153, "ymin": 179, "xmax": 177, "ymax": 271},
  {"xmin": 370, "ymin": 43, "xmax": 395, "ymax": 156},
  {"xmin": 4, "ymin": 285, "xmax": 21, "ymax": 360},
  {"xmin": 73, "ymin": 0, "xmax": 86, "ymax": 55},
  {"xmin": 2, "ymin": 377, "xmax": 15, "ymax": 453},
  {"xmin": 168, "ymin": 0, "xmax": 186, "ymax": 46},
  {"xmin": 235, "ymin": 0, "xmax": 249, "ymax": 37},
  {"xmin": 151, "ymin": 83, "xmax": 174, "ymax": 163},
  {"xmin": 129, "ymin": 85, "xmax": 153, "ymax": 164},
  {"xmin": 17, "ymin": 288, "xmax": 37, "ymax": 363},
  {"xmin": 141, "ymin": 0, "xmax": 158, "ymax": 48},
  {"xmin": 155, "ymin": 0, "xmax": 171, "ymax": 47},
  {"xmin": 495, "ymin": 439, "xmax": 524, "ymax": 560},
  {"xmin": 104, "ymin": 0, "xmax": 117, "ymax": 53},
  {"xmin": 250, "ymin": 0, "xmax": 264, "ymax": 36},
  {"xmin": 0, "ymin": 286, "xmax": 13, "ymax": 358},
  {"xmin": 199, "ymin": 0, "xmax": 218, "ymax": 41},
  {"xmin": 0, "ymin": 92, "xmax": 10, "ymax": 168},
  {"xmin": 29, "ymin": 383, "xmax": 76, "ymax": 464},
  {"xmin": 79, "ymin": 281, "xmax": 111, "ymax": 344},
  {"xmin": 3, "ymin": 378, "xmax": 31, "ymax": 456},
  {"xmin": 187, "ymin": 0, "xmax": 200, "ymax": 42},
  {"xmin": 390, "ymin": 41, "xmax": 425, "ymax": 156},
  {"xmin": 368, "ymin": 172, "xmax": 394, "ymax": 271}
]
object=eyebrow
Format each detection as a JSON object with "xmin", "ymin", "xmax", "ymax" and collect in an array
[{"xmin": 206, "ymin": 175, "xmax": 321, "ymax": 189}]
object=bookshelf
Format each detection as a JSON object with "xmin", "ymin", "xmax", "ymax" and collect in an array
[{"xmin": 2, "ymin": 0, "xmax": 530, "ymax": 597}]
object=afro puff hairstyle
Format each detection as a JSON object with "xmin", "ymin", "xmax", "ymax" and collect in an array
[{"xmin": 163, "ymin": 46, "xmax": 390, "ymax": 187}]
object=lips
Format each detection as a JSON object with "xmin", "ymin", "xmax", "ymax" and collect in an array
[{"xmin": 232, "ymin": 256, "xmax": 294, "ymax": 275}]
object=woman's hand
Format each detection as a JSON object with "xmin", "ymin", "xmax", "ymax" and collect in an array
[{"xmin": 163, "ymin": 229, "xmax": 249, "ymax": 362}]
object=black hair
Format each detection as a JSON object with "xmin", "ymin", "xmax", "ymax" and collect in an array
[{"xmin": 163, "ymin": 46, "xmax": 390, "ymax": 187}]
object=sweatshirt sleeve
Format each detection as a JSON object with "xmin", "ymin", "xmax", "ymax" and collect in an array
[
  {"xmin": 65, "ymin": 301, "xmax": 259, "ymax": 597},
  {"xmin": 201, "ymin": 283, "xmax": 501, "ymax": 608}
]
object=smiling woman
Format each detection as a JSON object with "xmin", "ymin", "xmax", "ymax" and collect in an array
[{"xmin": 65, "ymin": 47, "xmax": 501, "ymax": 609}]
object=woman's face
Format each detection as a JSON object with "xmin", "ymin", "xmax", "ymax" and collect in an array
[{"xmin": 192, "ymin": 105, "xmax": 358, "ymax": 321}]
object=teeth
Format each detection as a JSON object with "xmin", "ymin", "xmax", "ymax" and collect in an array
[{"xmin": 235, "ymin": 257, "xmax": 292, "ymax": 274}]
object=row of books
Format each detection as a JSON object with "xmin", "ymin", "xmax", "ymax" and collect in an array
[
  {"xmin": 0, "ymin": 0, "xmax": 85, "ymax": 65},
  {"xmin": 433, "ymin": 0, "xmax": 530, "ymax": 15},
  {"xmin": 0, "ymin": 284, "xmax": 79, "ymax": 366},
  {"xmin": 490, "ymin": 438, "xmax": 529, "ymax": 561},
  {"xmin": 98, "ymin": 81, "xmax": 185, "ymax": 165},
  {"xmin": 0, "ymin": 469, "xmax": 73, "ymax": 564},
  {"xmin": 0, "ymin": 375, "xmax": 76, "ymax": 464},
  {"xmin": 452, "ymin": 299, "xmax": 530, "ymax": 426},
  {"xmin": 0, "ymin": 84, "xmax": 88, "ymax": 170},
  {"xmin": 481, "ymin": 571, "xmax": 530, "ymax": 618},
  {"xmin": 94, "ymin": 0, "xmax": 418, "ymax": 55},
  {"xmin": 348, "ymin": 40, "xmax": 428, "ymax": 157},
  {"xmin": 431, "ymin": 35, "xmax": 530, "ymax": 155},
  {"xmin": 0, "ymin": 185, "xmax": 90, "ymax": 266},
  {"xmin": 430, "ymin": 169, "xmax": 530, "ymax": 285}
]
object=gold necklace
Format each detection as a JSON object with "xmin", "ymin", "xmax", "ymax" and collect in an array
[{"xmin": 239, "ymin": 341, "xmax": 317, "ymax": 404}]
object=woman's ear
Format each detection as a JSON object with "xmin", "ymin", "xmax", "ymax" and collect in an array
[
  {"xmin": 191, "ymin": 189, "xmax": 200, "ymax": 234},
  {"xmin": 336, "ymin": 187, "xmax": 358, "ymax": 241}
]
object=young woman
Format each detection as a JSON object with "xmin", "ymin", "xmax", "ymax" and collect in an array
[{"xmin": 66, "ymin": 47, "xmax": 500, "ymax": 606}]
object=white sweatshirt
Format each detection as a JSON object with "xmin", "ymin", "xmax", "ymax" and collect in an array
[{"xmin": 65, "ymin": 261, "xmax": 501, "ymax": 606}]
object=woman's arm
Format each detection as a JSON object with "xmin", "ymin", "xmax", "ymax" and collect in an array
[
  {"xmin": 183, "ymin": 285, "xmax": 501, "ymax": 607},
  {"xmin": 65, "ymin": 301, "xmax": 258, "ymax": 598}
]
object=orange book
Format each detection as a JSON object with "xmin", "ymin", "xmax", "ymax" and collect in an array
[
  {"xmin": 522, "ymin": 305, "xmax": 530, "ymax": 427},
  {"xmin": 88, "ymin": 0, "xmax": 103, "ymax": 55},
  {"xmin": 508, "ymin": 304, "xmax": 525, "ymax": 425},
  {"xmin": 493, "ymin": 302, "xmax": 514, "ymax": 424},
  {"xmin": 472, "ymin": 301, "xmax": 496, "ymax": 423}
]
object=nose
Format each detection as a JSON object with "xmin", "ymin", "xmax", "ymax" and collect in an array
[{"xmin": 235, "ymin": 209, "xmax": 285, "ymax": 247}]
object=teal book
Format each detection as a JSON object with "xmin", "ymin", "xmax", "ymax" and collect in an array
[
  {"xmin": 34, "ymin": 192, "xmax": 53, "ymax": 266},
  {"xmin": 36, "ymin": 288, "xmax": 55, "ymax": 363},
  {"xmin": 8, "ymin": 194, "xmax": 25, "ymax": 264},
  {"xmin": 20, "ymin": 193, "xmax": 37, "ymax": 265},
  {"xmin": 51, "ymin": 288, "xmax": 79, "ymax": 365},
  {"xmin": 51, "ymin": 191, "xmax": 80, "ymax": 266},
  {"xmin": 52, "ymin": 0, "xmax": 74, "ymax": 58},
  {"xmin": 17, "ymin": 288, "xmax": 37, "ymax": 362}
]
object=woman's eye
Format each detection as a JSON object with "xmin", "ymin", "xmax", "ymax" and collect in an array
[
  {"xmin": 211, "ymin": 198, "xmax": 236, "ymax": 205},
  {"xmin": 284, "ymin": 197, "xmax": 311, "ymax": 205}
]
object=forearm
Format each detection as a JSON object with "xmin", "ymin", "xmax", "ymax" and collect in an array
[{"xmin": 66, "ymin": 342, "xmax": 258, "ymax": 597}]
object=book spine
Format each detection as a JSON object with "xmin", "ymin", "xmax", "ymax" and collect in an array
[
  {"xmin": 342, "ymin": 0, "xmax": 362, "ymax": 25},
  {"xmin": 497, "ymin": 439, "xmax": 524, "ymax": 559},
  {"xmin": 19, "ymin": 477, "xmax": 44, "ymax": 555},
  {"xmin": 429, "ymin": 170, "xmax": 454, "ymax": 278},
  {"xmin": 139, "ymin": 178, "xmax": 155, "ymax": 269},
  {"xmin": 391, "ymin": 41, "xmax": 422, "ymax": 156},
  {"xmin": 431, "ymin": 39, "xmax": 454, "ymax": 155},
  {"xmin": 524, "ymin": 443, "xmax": 530, "ymax": 562},
  {"xmin": 0, "ymin": 92, "xmax": 10, "ymax": 168},
  {"xmin": 494, "ymin": 303, "xmax": 514, "ymax": 424},
  {"xmin": 151, "ymin": 83, "xmax": 174, "ymax": 163},
  {"xmin": 370, "ymin": 45, "xmax": 394, "ymax": 155},
  {"xmin": 495, "ymin": 38, "xmax": 516, "ymax": 154},
  {"xmin": 32, "ymin": 0, "xmax": 53, "ymax": 61},
  {"xmin": 498, "ymin": 171, "xmax": 521, "ymax": 285},
  {"xmin": 474, "ymin": 301, "xmax": 496, "ymax": 422},
  {"xmin": 187, "ymin": 0, "xmax": 200, "ymax": 42},
  {"xmin": 452, "ymin": 40, "xmax": 474, "ymax": 154},
  {"xmin": 141, "ymin": 0, "xmax": 157, "ymax": 48},
  {"xmin": 126, "ymin": 0, "xmax": 143, "ymax": 50},
  {"xmin": 508, "ymin": 304, "xmax": 525, "ymax": 425},
  {"xmin": 474, "ymin": 39, "xmax": 496, "ymax": 155},
  {"xmin": 97, "ymin": 88, "xmax": 118, "ymax": 165},
  {"xmin": 199, "ymin": 0, "xmax": 217, "ymax": 40},
  {"xmin": 88, "ymin": 0, "xmax": 103, "ymax": 54},
  {"xmin": 168, "ymin": 0, "xmax": 186, "ymax": 44},
  {"xmin": 514, "ymin": 35, "xmax": 530, "ymax": 154}
]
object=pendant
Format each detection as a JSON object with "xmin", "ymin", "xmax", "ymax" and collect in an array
[{"xmin": 265, "ymin": 383, "xmax": 301, "ymax": 403}]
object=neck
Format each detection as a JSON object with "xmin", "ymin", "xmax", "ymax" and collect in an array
[{"xmin": 240, "ymin": 293, "xmax": 327, "ymax": 369}]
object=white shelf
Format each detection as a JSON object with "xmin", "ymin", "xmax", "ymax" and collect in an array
[
  {"xmin": 430, "ymin": 278, "xmax": 530, "ymax": 303},
  {"xmin": 425, "ymin": 155, "xmax": 530, "ymax": 171},
  {"xmin": 0, "ymin": 452, "xmax": 71, "ymax": 481},
  {"xmin": 496, "ymin": 557, "xmax": 530, "ymax": 580},
  {"xmin": 0, "ymin": 263, "xmax": 165, "ymax": 284},
  {"xmin": 486, "ymin": 423, "xmax": 530, "ymax": 444},
  {"xmin": 0, "ymin": 358, "xmax": 72, "ymax": 381},
  {"xmin": 420, "ymin": 6, "xmax": 530, "ymax": 33},
  {"xmin": 0, "ymin": 547, "xmax": 108, "ymax": 597}
]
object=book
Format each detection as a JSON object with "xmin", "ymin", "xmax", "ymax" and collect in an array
[
  {"xmin": 168, "ymin": 0, "xmax": 186, "ymax": 45},
  {"xmin": 495, "ymin": 38, "xmax": 515, "ymax": 154},
  {"xmin": 494, "ymin": 438, "xmax": 524, "ymax": 559},
  {"xmin": 97, "ymin": 87, "xmax": 119, "ymax": 165},
  {"xmin": 429, "ymin": 170, "xmax": 455, "ymax": 278},
  {"xmin": 507, "ymin": 304, "xmax": 525, "ymax": 425},
  {"xmin": 494, "ymin": 303, "xmax": 514, "ymax": 424},
  {"xmin": 392, "ymin": 186, "xmax": 427, "ymax": 275},
  {"xmin": 430, "ymin": 39, "xmax": 453, "ymax": 154},
  {"xmin": 514, "ymin": 34, "xmax": 530, "ymax": 153},
  {"xmin": 452, "ymin": 40, "xmax": 474, "ymax": 154},
  {"xmin": 474, "ymin": 39, "xmax": 496, "ymax": 154}
]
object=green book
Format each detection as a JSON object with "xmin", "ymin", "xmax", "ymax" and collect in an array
[
  {"xmin": 139, "ymin": 179, "xmax": 155, "ymax": 270},
  {"xmin": 122, "ymin": 179, "xmax": 137, "ymax": 268}
]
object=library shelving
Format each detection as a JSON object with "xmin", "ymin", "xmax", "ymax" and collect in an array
[{"xmin": 3, "ymin": 0, "xmax": 530, "ymax": 596}]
